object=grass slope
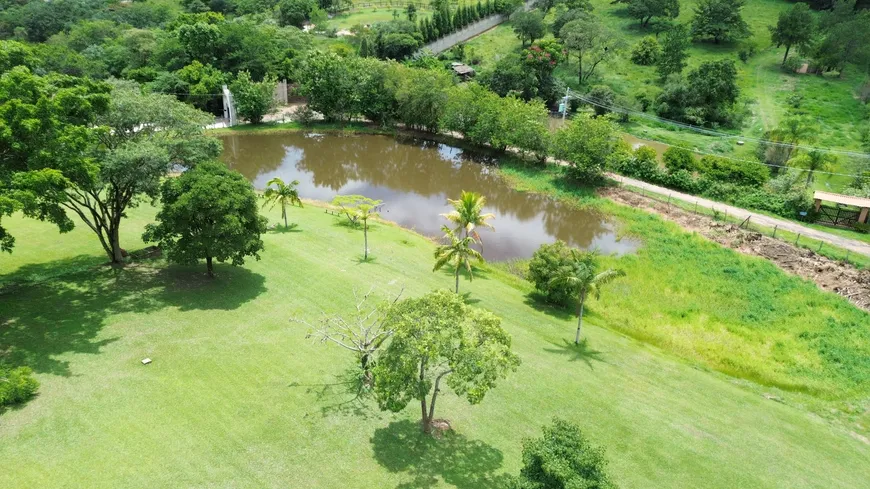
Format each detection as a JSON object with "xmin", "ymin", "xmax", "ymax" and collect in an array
[{"xmin": 1, "ymin": 190, "xmax": 869, "ymax": 488}]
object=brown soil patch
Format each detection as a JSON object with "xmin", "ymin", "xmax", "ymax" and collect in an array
[
  {"xmin": 427, "ymin": 419, "xmax": 453, "ymax": 438},
  {"xmin": 602, "ymin": 187, "xmax": 870, "ymax": 312}
]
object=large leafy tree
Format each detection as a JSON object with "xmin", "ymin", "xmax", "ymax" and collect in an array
[
  {"xmin": 12, "ymin": 78, "xmax": 220, "ymax": 263},
  {"xmin": 559, "ymin": 17, "xmax": 622, "ymax": 84},
  {"xmin": 690, "ymin": 0, "xmax": 751, "ymax": 44},
  {"xmin": 433, "ymin": 226, "xmax": 484, "ymax": 293},
  {"xmin": 656, "ymin": 23, "xmax": 690, "ymax": 78},
  {"xmin": 262, "ymin": 177, "xmax": 303, "ymax": 228},
  {"xmin": 614, "ymin": 0, "xmax": 680, "ymax": 28},
  {"xmin": 509, "ymin": 418, "xmax": 617, "ymax": 489},
  {"xmin": 553, "ymin": 114, "xmax": 621, "ymax": 182},
  {"xmin": 1, "ymin": 66, "xmax": 110, "ymax": 256},
  {"xmin": 511, "ymin": 9, "xmax": 547, "ymax": 47},
  {"xmin": 143, "ymin": 161, "xmax": 267, "ymax": 277},
  {"xmin": 805, "ymin": 1, "xmax": 870, "ymax": 75},
  {"xmin": 372, "ymin": 290, "xmax": 520, "ymax": 433},
  {"xmin": 769, "ymin": 3, "xmax": 816, "ymax": 66}
]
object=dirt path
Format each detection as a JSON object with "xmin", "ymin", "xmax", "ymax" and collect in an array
[
  {"xmin": 608, "ymin": 174, "xmax": 870, "ymax": 257},
  {"xmin": 602, "ymin": 186, "xmax": 870, "ymax": 311}
]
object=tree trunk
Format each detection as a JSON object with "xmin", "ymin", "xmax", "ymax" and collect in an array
[
  {"xmin": 419, "ymin": 358, "xmax": 431, "ymax": 433},
  {"xmin": 110, "ymin": 222, "xmax": 124, "ymax": 263},
  {"xmin": 206, "ymin": 256, "xmax": 214, "ymax": 278},
  {"xmin": 782, "ymin": 45, "xmax": 791, "ymax": 66},
  {"xmin": 805, "ymin": 170, "xmax": 813, "ymax": 188},
  {"xmin": 282, "ymin": 203, "xmax": 288, "ymax": 228},
  {"xmin": 578, "ymin": 53, "xmax": 583, "ymax": 85},
  {"xmin": 455, "ymin": 266, "xmax": 460, "ymax": 294},
  {"xmin": 574, "ymin": 293, "xmax": 586, "ymax": 344},
  {"xmin": 364, "ymin": 220, "xmax": 368, "ymax": 260}
]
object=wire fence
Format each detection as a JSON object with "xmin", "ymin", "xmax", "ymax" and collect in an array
[{"xmin": 627, "ymin": 184, "xmax": 870, "ymax": 269}]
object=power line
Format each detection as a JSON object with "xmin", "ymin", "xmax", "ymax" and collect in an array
[{"xmin": 572, "ymin": 94, "xmax": 870, "ymax": 160}]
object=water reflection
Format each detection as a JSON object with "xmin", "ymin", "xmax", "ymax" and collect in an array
[{"xmin": 220, "ymin": 132, "xmax": 638, "ymax": 260}]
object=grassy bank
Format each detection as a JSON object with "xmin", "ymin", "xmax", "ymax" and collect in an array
[{"xmin": 1, "ymin": 197, "xmax": 869, "ymax": 488}]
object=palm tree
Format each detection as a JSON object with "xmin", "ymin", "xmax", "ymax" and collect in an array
[
  {"xmin": 441, "ymin": 191, "xmax": 495, "ymax": 249},
  {"xmin": 433, "ymin": 226, "xmax": 484, "ymax": 294},
  {"xmin": 263, "ymin": 177, "xmax": 303, "ymax": 228},
  {"xmin": 788, "ymin": 150, "xmax": 837, "ymax": 188},
  {"xmin": 548, "ymin": 254, "xmax": 625, "ymax": 344}
]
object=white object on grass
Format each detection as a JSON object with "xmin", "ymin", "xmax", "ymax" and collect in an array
[{"xmin": 141, "ymin": 358, "xmax": 152, "ymax": 365}]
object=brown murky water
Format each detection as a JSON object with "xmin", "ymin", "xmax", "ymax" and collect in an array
[{"xmin": 220, "ymin": 132, "xmax": 638, "ymax": 260}]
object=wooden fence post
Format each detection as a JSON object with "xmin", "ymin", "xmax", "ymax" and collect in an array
[
  {"xmin": 772, "ymin": 225, "xmax": 778, "ymax": 238},
  {"xmin": 795, "ymin": 233, "xmax": 800, "ymax": 245}
]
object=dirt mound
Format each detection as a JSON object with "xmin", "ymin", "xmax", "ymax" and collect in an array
[{"xmin": 603, "ymin": 187, "xmax": 870, "ymax": 312}]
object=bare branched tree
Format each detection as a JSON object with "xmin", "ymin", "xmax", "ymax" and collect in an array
[{"xmin": 295, "ymin": 286, "xmax": 404, "ymax": 386}]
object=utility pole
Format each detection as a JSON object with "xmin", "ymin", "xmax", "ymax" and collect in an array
[{"xmin": 561, "ymin": 87, "xmax": 571, "ymax": 122}]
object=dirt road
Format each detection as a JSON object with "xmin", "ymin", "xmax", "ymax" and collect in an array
[{"xmin": 608, "ymin": 173, "xmax": 870, "ymax": 257}]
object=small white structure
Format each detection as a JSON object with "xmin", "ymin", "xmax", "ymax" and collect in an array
[{"xmin": 141, "ymin": 358, "xmax": 152, "ymax": 365}]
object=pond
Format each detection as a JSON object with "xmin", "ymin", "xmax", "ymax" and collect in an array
[{"xmin": 219, "ymin": 132, "xmax": 638, "ymax": 261}]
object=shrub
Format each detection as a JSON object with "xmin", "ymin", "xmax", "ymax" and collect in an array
[
  {"xmin": 508, "ymin": 418, "xmax": 616, "ymax": 489},
  {"xmin": 662, "ymin": 147, "xmax": 696, "ymax": 172},
  {"xmin": 0, "ymin": 366, "xmax": 39, "ymax": 408},
  {"xmin": 664, "ymin": 168, "xmax": 704, "ymax": 193},
  {"xmin": 633, "ymin": 88, "xmax": 655, "ymax": 112},
  {"xmin": 528, "ymin": 241, "xmax": 581, "ymax": 306},
  {"xmin": 292, "ymin": 104, "xmax": 316, "ymax": 124},
  {"xmin": 631, "ymin": 36, "xmax": 661, "ymax": 66},
  {"xmin": 230, "ymin": 71, "xmax": 276, "ymax": 124},
  {"xmin": 586, "ymin": 85, "xmax": 615, "ymax": 116},
  {"xmin": 697, "ymin": 155, "xmax": 769, "ymax": 187}
]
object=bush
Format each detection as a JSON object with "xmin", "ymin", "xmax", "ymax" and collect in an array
[
  {"xmin": 292, "ymin": 104, "xmax": 316, "ymax": 124},
  {"xmin": 0, "ymin": 366, "xmax": 39, "ymax": 408},
  {"xmin": 508, "ymin": 418, "xmax": 616, "ymax": 489},
  {"xmin": 527, "ymin": 241, "xmax": 581, "ymax": 306},
  {"xmin": 663, "ymin": 168, "xmax": 704, "ymax": 194},
  {"xmin": 230, "ymin": 71, "xmax": 276, "ymax": 124},
  {"xmin": 586, "ymin": 85, "xmax": 615, "ymax": 116},
  {"xmin": 697, "ymin": 155, "xmax": 769, "ymax": 187},
  {"xmin": 662, "ymin": 147, "xmax": 696, "ymax": 172},
  {"xmin": 631, "ymin": 36, "xmax": 661, "ymax": 66}
]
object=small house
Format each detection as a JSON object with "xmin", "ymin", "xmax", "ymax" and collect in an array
[{"xmin": 450, "ymin": 62, "xmax": 475, "ymax": 81}]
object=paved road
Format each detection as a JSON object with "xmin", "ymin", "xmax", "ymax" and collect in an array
[{"xmin": 609, "ymin": 173, "xmax": 870, "ymax": 257}]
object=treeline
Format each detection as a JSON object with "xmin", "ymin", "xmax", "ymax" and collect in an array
[{"xmin": 296, "ymin": 52, "xmax": 832, "ymax": 221}]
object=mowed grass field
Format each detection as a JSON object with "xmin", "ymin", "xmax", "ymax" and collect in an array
[
  {"xmin": 465, "ymin": 0, "xmax": 870, "ymax": 191},
  {"xmin": 1, "ymin": 171, "xmax": 870, "ymax": 488}
]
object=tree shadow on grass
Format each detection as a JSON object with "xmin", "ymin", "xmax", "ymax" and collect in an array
[
  {"xmin": 371, "ymin": 420, "xmax": 512, "ymax": 489},
  {"xmin": 153, "ymin": 264, "xmax": 267, "ymax": 311},
  {"xmin": 543, "ymin": 339, "xmax": 608, "ymax": 371},
  {"xmin": 268, "ymin": 223, "xmax": 302, "ymax": 234},
  {"xmin": 289, "ymin": 365, "xmax": 378, "ymax": 419},
  {"xmin": 523, "ymin": 292, "xmax": 576, "ymax": 322},
  {"xmin": 0, "ymin": 260, "xmax": 265, "ymax": 377},
  {"xmin": 0, "ymin": 254, "xmax": 106, "ymax": 288}
]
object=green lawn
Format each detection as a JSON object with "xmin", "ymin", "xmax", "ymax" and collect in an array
[
  {"xmin": 1, "ymin": 166, "xmax": 869, "ymax": 487},
  {"xmin": 328, "ymin": 8, "xmax": 434, "ymax": 29},
  {"xmin": 467, "ymin": 0, "xmax": 870, "ymax": 189}
]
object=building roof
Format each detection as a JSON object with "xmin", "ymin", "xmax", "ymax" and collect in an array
[
  {"xmin": 451, "ymin": 63, "xmax": 475, "ymax": 75},
  {"xmin": 814, "ymin": 190, "xmax": 870, "ymax": 208}
]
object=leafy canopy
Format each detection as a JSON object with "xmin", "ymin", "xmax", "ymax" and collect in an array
[
  {"xmin": 372, "ymin": 290, "xmax": 520, "ymax": 431},
  {"xmin": 508, "ymin": 418, "xmax": 617, "ymax": 489},
  {"xmin": 143, "ymin": 161, "xmax": 267, "ymax": 276}
]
